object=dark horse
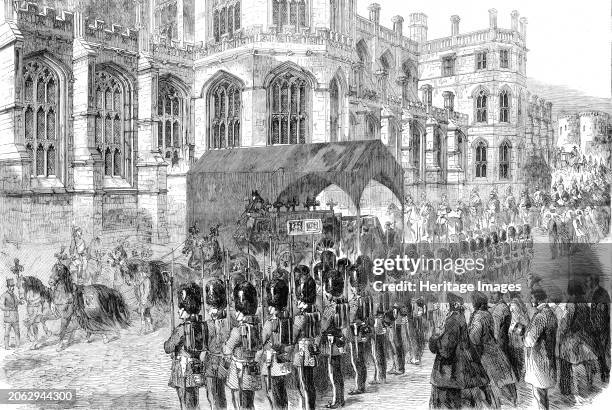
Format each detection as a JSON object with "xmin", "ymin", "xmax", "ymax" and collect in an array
[
  {"xmin": 45, "ymin": 263, "xmax": 130, "ymax": 351},
  {"xmin": 15, "ymin": 274, "xmax": 53, "ymax": 342}
]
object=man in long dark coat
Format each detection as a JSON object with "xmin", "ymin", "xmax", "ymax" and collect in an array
[
  {"xmin": 588, "ymin": 274, "xmax": 610, "ymax": 383},
  {"xmin": 428, "ymin": 292, "xmax": 492, "ymax": 408}
]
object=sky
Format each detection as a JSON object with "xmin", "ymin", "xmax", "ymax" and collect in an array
[{"xmin": 357, "ymin": 0, "xmax": 612, "ymax": 98}]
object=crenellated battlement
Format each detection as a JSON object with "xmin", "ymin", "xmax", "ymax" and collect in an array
[
  {"xmin": 16, "ymin": 2, "xmax": 74, "ymax": 36},
  {"xmin": 84, "ymin": 18, "xmax": 138, "ymax": 52}
]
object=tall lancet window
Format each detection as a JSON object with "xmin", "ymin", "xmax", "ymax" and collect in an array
[{"xmin": 23, "ymin": 60, "xmax": 59, "ymax": 177}]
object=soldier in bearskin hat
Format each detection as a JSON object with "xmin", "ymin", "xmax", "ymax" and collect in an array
[
  {"xmin": 292, "ymin": 273, "xmax": 320, "ymax": 410},
  {"xmin": 347, "ymin": 256, "xmax": 373, "ymax": 395},
  {"xmin": 223, "ymin": 281, "xmax": 262, "ymax": 410},
  {"xmin": 204, "ymin": 278, "xmax": 229, "ymax": 409},
  {"xmin": 164, "ymin": 282, "xmax": 208, "ymax": 410},
  {"xmin": 261, "ymin": 278, "xmax": 293, "ymax": 410},
  {"xmin": 319, "ymin": 269, "xmax": 349, "ymax": 408}
]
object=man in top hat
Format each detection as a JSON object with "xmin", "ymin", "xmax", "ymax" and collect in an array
[{"xmin": 1, "ymin": 278, "xmax": 21, "ymax": 349}]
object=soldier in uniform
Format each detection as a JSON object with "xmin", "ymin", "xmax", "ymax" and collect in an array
[
  {"xmin": 1, "ymin": 278, "xmax": 21, "ymax": 349},
  {"xmin": 261, "ymin": 278, "xmax": 293, "ymax": 410},
  {"xmin": 204, "ymin": 279, "xmax": 229, "ymax": 410},
  {"xmin": 371, "ymin": 278, "xmax": 389, "ymax": 382},
  {"xmin": 69, "ymin": 226, "xmax": 89, "ymax": 283},
  {"xmin": 164, "ymin": 283, "xmax": 207, "ymax": 410},
  {"xmin": 223, "ymin": 281, "xmax": 262, "ymax": 410},
  {"xmin": 347, "ymin": 256, "xmax": 372, "ymax": 395},
  {"xmin": 319, "ymin": 269, "xmax": 348, "ymax": 408},
  {"xmin": 292, "ymin": 273, "xmax": 320, "ymax": 410}
]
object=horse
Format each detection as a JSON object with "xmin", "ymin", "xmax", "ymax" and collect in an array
[
  {"xmin": 15, "ymin": 274, "xmax": 54, "ymax": 342},
  {"xmin": 120, "ymin": 258, "xmax": 170, "ymax": 334},
  {"xmin": 46, "ymin": 263, "xmax": 130, "ymax": 351}
]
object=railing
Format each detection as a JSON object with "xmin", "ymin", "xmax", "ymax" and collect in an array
[
  {"xmin": 423, "ymin": 28, "xmax": 523, "ymax": 53},
  {"xmin": 401, "ymin": 100, "xmax": 469, "ymax": 127},
  {"xmin": 194, "ymin": 26, "xmax": 354, "ymax": 59}
]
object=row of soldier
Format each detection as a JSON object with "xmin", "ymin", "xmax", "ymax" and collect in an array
[
  {"xmin": 164, "ymin": 251, "xmax": 431, "ymax": 410},
  {"xmin": 390, "ymin": 223, "xmax": 534, "ymax": 282}
]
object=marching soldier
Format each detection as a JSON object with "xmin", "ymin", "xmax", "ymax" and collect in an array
[
  {"xmin": 347, "ymin": 256, "xmax": 372, "ymax": 395},
  {"xmin": 164, "ymin": 283, "xmax": 208, "ymax": 410},
  {"xmin": 223, "ymin": 281, "xmax": 262, "ymax": 410},
  {"xmin": 292, "ymin": 273, "xmax": 320, "ymax": 410},
  {"xmin": 204, "ymin": 279, "xmax": 230, "ymax": 410},
  {"xmin": 371, "ymin": 277, "xmax": 389, "ymax": 383},
  {"xmin": 261, "ymin": 278, "xmax": 293, "ymax": 410},
  {"xmin": 319, "ymin": 269, "xmax": 349, "ymax": 408},
  {"xmin": 1, "ymin": 278, "xmax": 21, "ymax": 350}
]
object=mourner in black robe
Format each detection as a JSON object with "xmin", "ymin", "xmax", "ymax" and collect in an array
[{"xmin": 428, "ymin": 292, "xmax": 492, "ymax": 409}]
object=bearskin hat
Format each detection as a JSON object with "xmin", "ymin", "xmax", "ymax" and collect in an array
[
  {"xmin": 178, "ymin": 282, "xmax": 203, "ymax": 315},
  {"xmin": 337, "ymin": 258, "xmax": 352, "ymax": 274},
  {"xmin": 272, "ymin": 268, "xmax": 289, "ymax": 282},
  {"xmin": 491, "ymin": 232, "xmax": 499, "ymax": 244},
  {"xmin": 324, "ymin": 269, "xmax": 344, "ymax": 298},
  {"xmin": 499, "ymin": 229, "xmax": 507, "ymax": 242},
  {"xmin": 320, "ymin": 249, "xmax": 337, "ymax": 268},
  {"xmin": 233, "ymin": 281, "xmax": 258, "ymax": 315},
  {"xmin": 469, "ymin": 238, "xmax": 478, "ymax": 253},
  {"xmin": 266, "ymin": 278, "xmax": 289, "ymax": 309},
  {"xmin": 476, "ymin": 237, "xmax": 485, "ymax": 251},
  {"xmin": 293, "ymin": 265, "xmax": 310, "ymax": 277},
  {"xmin": 485, "ymin": 236, "xmax": 492, "ymax": 248},
  {"xmin": 205, "ymin": 278, "xmax": 227, "ymax": 308},
  {"xmin": 349, "ymin": 263, "xmax": 368, "ymax": 291},
  {"xmin": 508, "ymin": 225, "xmax": 516, "ymax": 239},
  {"xmin": 296, "ymin": 273, "xmax": 317, "ymax": 304},
  {"xmin": 354, "ymin": 255, "xmax": 375, "ymax": 285}
]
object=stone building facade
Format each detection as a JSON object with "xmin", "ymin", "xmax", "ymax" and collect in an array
[
  {"xmin": 557, "ymin": 111, "xmax": 611, "ymax": 165},
  {"xmin": 0, "ymin": 1, "xmax": 553, "ymax": 246}
]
